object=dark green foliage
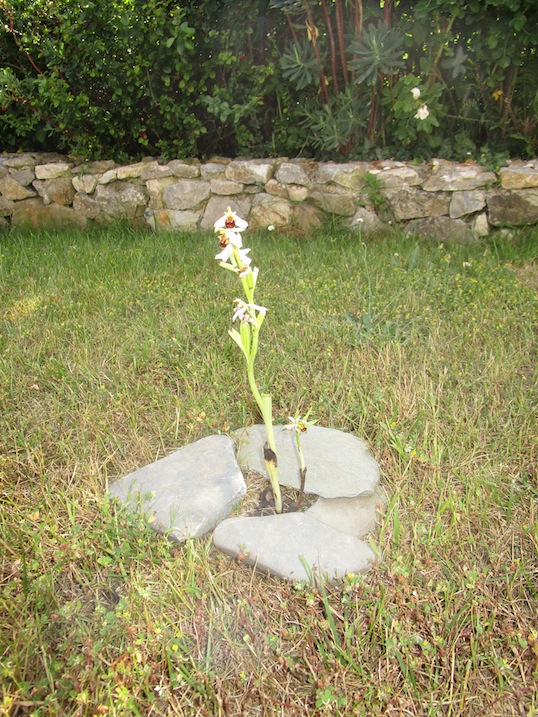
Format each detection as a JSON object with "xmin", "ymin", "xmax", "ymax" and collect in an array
[
  {"xmin": 347, "ymin": 22, "xmax": 405, "ymax": 86},
  {"xmin": 0, "ymin": 0, "xmax": 536, "ymax": 160},
  {"xmin": 0, "ymin": 0, "xmax": 285, "ymax": 159}
]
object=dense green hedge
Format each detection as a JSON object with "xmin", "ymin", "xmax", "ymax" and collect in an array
[{"xmin": 1, "ymin": 0, "xmax": 537, "ymax": 162}]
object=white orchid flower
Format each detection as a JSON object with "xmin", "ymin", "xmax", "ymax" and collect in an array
[
  {"xmin": 214, "ymin": 206, "xmax": 248, "ymax": 233},
  {"xmin": 414, "ymin": 104, "xmax": 429, "ymax": 120},
  {"xmin": 216, "ymin": 228, "xmax": 242, "ymax": 250},
  {"xmin": 232, "ymin": 298, "xmax": 267, "ymax": 325},
  {"xmin": 411, "ymin": 87, "xmax": 421, "ymax": 100},
  {"xmin": 238, "ymin": 259, "xmax": 253, "ymax": 277},
  {"xmin": 237, "ymin": 247, "xmax": 252, "ymax": 271},
  {"xmin": 284, "ymin": 408, "xmax": 317, "ymax": 434},
  {"xmin": 215, "ymin": 229, "xmax": 244, "ymax": 262}
]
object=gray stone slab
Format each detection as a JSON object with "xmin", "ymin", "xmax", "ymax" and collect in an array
[
  {"xmin": 213, "ymin": 512, "xmax": 378, "ymax": 582},
  {"xmin": 108, "ymin": 435, "xmax": 246, "ymax": 543},
  {"xmin": 233, "ymin": 425, "xmax": 379, "ymax": 498},
  {"xmin": 306, "ymin": 486, "xmax": 386, "ymax": 538}
]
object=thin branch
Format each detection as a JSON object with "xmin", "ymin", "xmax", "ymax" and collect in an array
[
  {"xmin": 305, "ymin": 4, "xmax": 329, "ymax": 103},
  {"xmin": 285, "ymin": 13, "xmax": 300, "ymax": 44},
  {"xmin": 321, "ymin": 0, "xmax": 339, "ymax": 95},
  {"xmin": 384, "ymin": 0, "xmax": 392, "ymax": 26},
  {"xmin": 354, "ymin": 0, "xmax": 363, "ymax": 35},
  {"xmin": 5, "ymin": 7, "xmax": 44, "ymax": 76},
  {"xmin": 334, "ymin": 0, "xmax": 349, "ymax": 85}
]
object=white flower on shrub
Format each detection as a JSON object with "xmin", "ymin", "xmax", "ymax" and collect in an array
[
  {"xmin": 414, "ymin": 104, "xmax": 429, "ymax": 120},
  {"xmin": 411, "ymin": 87, "xmax": 421, "ymax": 100}
]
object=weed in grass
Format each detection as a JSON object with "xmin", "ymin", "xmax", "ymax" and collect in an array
[{"xmin": 0, "ymin": 225, "xmax": 536, "ymax": 715}]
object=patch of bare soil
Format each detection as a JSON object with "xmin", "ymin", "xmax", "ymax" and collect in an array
[{"xmin": 238, "ymin": 469, "xmax": 317, "ymax": 517}]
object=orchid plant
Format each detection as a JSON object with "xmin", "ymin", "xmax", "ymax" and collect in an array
[{"xmin": 214, "ymin": 207, "xmax": 283, "ymax": 514}]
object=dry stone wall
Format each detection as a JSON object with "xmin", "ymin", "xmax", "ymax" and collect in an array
[{"xmin": 1, "ymin": 153, "xmax": 537, "ymax": 239}]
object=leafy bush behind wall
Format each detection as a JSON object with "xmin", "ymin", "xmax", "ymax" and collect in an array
[{"xmin": 1, "ymin": 0, "xmax": 536, "ymax": 162}]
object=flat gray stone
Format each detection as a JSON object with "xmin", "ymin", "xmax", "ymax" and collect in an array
[
  {"xmin": 213, "ymin": 512, "xmax": 378, "ymax": 582},
  {"xmin": 313, "ymin": 162, "xmax": 370, "ymax": 190},
  {"xmin": 249, "ymin": 195, "xmax": 293, "ymax": 228},
  {"xmin": 275, "ymin": 161, "xmax": 313, "ymax": 187},
  {"xmin": 487, "ymin": 189, "xmax": 538, "ymax": 226},
  {"xmin": 306, "ymin": 486, "xmax": 386, "ymax": 538},
  {"xmin": 233, "ymin": 425, "xmax": 379, "ymax": 498},
  {"xmin": 449, "ymin": 190, "xmax": 486, "ymax": 218},
  {"xmin": 162, "ymin": 180, "xmax": 210, "ymax": 211},
  {"xmin": 404, "ymin": 215, "xmax": 473, "ymax": 242},
  {"xmin": 374, "ymin": 165, "xmax": 421, "ymax": 187},
  {"xmin": 225, "ymin": 159, "xmax": 275, "ymax": 185},
  {"xmin": 108, "ymin": 435, "xmax": 246, "ymax": 543},
  {"xmin": 309, "ymin": 187, "xmax": 358, "ymax": 216},
  {"xmin": 473, "ymin": 212, "xmax": 489, "ymax": 237},
  {"xmin": 0, "ymin": 176, "xmax": 36, "ymax": 201},
  {"xmin": 499, "ymin": 162, "xmax": 538, "ymax": 190},
  {"xmin": 93, "ymin": 182, "xmax": 149, "ymax": 219},
  {"xmin": 385, "ymin": 187, "xmax": 450, "ymax": 220},
  {"xmin": 347, "ymin": 207, "xmax": 385, "ymax": 235},
  {"xmin": 35, "ymin": 162, "xmax": 72, "ymax": 179},
  {"xmin": 422, "ymin": 162, "xmax": 496, "ymax": 191}
]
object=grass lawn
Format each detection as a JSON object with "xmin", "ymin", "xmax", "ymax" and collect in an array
[{"xmin": 0, "ymin": 223, "xmax": 536, "ymax": 716}]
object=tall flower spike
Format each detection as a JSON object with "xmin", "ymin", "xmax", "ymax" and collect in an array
[{"xmin": 214, "ymin": 207, "xmax": 282, "ymax": 513}]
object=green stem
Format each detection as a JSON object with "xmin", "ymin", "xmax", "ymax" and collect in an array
[
  {"xmin": 246, "ymin": 328, "xmax": 282, "ymax": 514},
  {"xmin": 229, "ymin": 245, "xmax": 282, "ymax": 512},
  {"xmin": 295, "ymin": 432, "xmax": 307, "ymax": 510}
]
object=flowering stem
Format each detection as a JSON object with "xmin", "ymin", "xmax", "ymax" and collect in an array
[{"xmin": 215, "ymin": 207, "xmax": 283, "ymax": 514}]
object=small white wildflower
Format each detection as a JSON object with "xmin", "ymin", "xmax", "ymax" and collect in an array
[
  {"xmin": 414, "ymin": 104, "xmax": 429, "ymax": 120},
  {"xmin": 267, "ymin": 225, "xmax": 275, "ymax": 231},
  {"xmin": 411, "ymin": 87, "xmax": 421, "ymax": 100}
]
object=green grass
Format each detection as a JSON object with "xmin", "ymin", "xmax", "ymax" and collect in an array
[{"xmin": 0, "ymin": 223, "xmax": 536, "ymax": 716}]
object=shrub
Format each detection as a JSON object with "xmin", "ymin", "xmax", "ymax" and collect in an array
[
  {"xmin": 1, "ymin": 0, "xmax": 536, "ymax": 160},
  {"xmin": 0, "ymin": 0, "xmax": 284, "ymax": 159}
]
